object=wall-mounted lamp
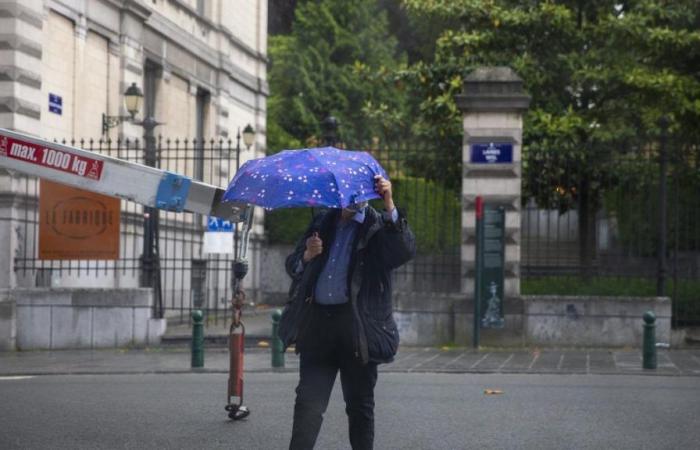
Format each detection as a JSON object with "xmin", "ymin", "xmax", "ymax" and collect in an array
[{"xmin": 102, "ymin": 82, "xmax": 144, "ymax": 135}]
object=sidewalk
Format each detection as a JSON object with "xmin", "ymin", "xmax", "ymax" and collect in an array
[
  {"xmin": 160, "ymin": 305, "xmax": 277, "ymax": 347},
  {"xmin": 1, "ymin": 346, "xmax": 699, "ymax": 377}
]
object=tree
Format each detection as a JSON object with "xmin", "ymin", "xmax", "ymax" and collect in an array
[
  {"xmin": 400, "ymin": 0, "xmax": 700, "ymax": 271},
  {"xmin": 267, "ymin": 0, "xmax": 407, "ymax": 152}
]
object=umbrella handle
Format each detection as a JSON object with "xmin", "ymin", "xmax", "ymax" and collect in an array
[{"xmin": 236, "ymin": 205, "xmax": 255, "ymax": 261}]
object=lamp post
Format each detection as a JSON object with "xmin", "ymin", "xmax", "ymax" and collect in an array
[
  {"xmin": 102, "ymin": 82, "xmax": 164, "ymax": 318},
  {"xmin": 657, "ymin": 116, "xmax": 669, "ymax": 297},
  {"xmin": 233, "ymin": 124, "xmax": 255, "ymax": 262},
  {"xmin": 321, "ymin": 115, "xmax": 339, "ymax": 147}
]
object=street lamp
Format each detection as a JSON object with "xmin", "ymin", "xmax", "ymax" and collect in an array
[
  {"xmin": 102, "ymin": 83, "xmax": 144, "ymax": 135},
  {"xmin": 235, "ymin": 123, "xmax": 255, "ymax": 171},
  {"xmin": 103, "ymin": 82, "xmax": 164, "ymax": 317},
  {"xmin": 242, "ymin": 124, "xmax": 255, "ymax": 150},
  {"xmin": 321, "ymin": 115, "xmax": 339, "ymax": 147}
]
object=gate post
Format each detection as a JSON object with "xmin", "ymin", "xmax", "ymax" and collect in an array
[{"xmin": 455, "ymin": 67, "xmax": 530, "ymax": 345}]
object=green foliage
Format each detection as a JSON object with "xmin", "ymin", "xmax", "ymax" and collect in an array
[
  {"xmin": 265, "ymin": 177, "xmax": 461, "ymax": 253},
  {"xmin": 399, "ymin": 0, "xmax": 700, "ymax": 210},
  {"xmin": 522, "ymin": 276, "xmax": 658, "ymax": 297},
  {"xmin": 267, "ymin": 0, "xmax": 408, "ymax": 152},
  {"xmin": 603, "ymin": 160, "xmax": 700, "ymax": 255},
  {"xmin": 371, "ymin": 176, "xmax": 461, "ymax": 253},
  {"xmin": 522, "ymin": 276, "xmax": 700, "ymax": 323},
  {"xmin": 265, "ymin": 207, "xmax": 314, "ymax": 245}
]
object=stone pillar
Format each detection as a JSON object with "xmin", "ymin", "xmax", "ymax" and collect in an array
[
  {"xmin": 117, "ymin": 0, "xmax": 149, "ymax": 141},
  {"xmin": 455, "ymin": 67, "xmax": 530, "ymax": 338},
  {"xmin": 0, "ymin": 0, "xmax": 45, "ymax": 291},
  {"xmin": 0, "ymin": 0, "xmax": 44, "ymax": 134}
]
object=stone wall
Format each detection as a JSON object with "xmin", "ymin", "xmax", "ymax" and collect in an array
[
  {"xmin": 0, "ymin": 288, "xmax": 165, "ymax": 351},
  {"xmin": 394, "ymin": 293, "xmax": 671, "ymax": 348}
]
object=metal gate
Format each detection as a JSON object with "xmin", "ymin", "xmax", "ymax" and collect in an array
[{"xmin": 521, "ymin": 135, "xmax": 700, "ymax": 326}]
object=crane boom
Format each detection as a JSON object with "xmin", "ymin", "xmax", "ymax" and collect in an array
[{"xmin": 0, "ymin": 127, "xmax": 249, "ymax": 222}]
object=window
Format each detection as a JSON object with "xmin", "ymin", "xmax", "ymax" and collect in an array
[{"xmin": 195, "ymin": 88, "xmax": 210, "ymax": 181}]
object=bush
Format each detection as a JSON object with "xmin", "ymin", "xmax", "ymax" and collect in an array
[
  {"xmin": 265, "ymin": 176, "xmax": 461, "ymax": 253},
  {"xmin": 522, "ymin": 276, "xmax": 700, "ymax": 324}
]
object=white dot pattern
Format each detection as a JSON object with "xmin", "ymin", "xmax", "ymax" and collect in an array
[{"xmin": 223, "ymin": 146, "xmax": 388, "ymax": 209}]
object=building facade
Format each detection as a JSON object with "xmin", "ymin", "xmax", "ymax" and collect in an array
[{"xmin": 0, "ymin": 0, "xmax": 268, "ymax": 334}]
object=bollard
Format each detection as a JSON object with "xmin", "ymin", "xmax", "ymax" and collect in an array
[
  {"xmin": 191, "ymin": 310, "xmax": 204, "ymax": 368},
  {"xmin": 271, "ymin": 309, "xmax": 285, "ymax": 368},
  {"xmin": 642, "ymin": 311, "xmax": 656, "ymax": 370}
]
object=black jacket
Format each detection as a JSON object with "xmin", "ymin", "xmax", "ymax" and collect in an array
[{"xmin": 282, "ymin": 206, "xmax": 416, "ymax": 365}]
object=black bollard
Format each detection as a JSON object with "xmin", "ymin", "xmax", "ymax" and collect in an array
[{"xmin": 642, "ymin": 311, "xmax": 656, "ymax": 370}]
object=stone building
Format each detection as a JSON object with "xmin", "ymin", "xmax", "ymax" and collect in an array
[{"xmin": 0, "ymin": 0, "xmax": 268, "ymax": 350}]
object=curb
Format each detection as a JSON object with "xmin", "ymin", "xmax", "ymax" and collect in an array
[
  {"xmin": 160, "ymin": 334, "xmax": 272, "ymax": 347},
  {"xmin": 1, "ymin": 368, "xmax": 696, "ymax": 377}
]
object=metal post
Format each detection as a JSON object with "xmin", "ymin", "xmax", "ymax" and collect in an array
[
  {"xmin": 234, "ymin": 128, "xmax": 241, "ymax": 261},
  {"xmin": 657, "ymin": 117, "xmax": 669, "ymax": 296},
  {"xmin": 140, "ymin": 116, "xmax": 163, "ymax": 318},
  {"xmin": 191, "ymin": 309, "xmax": 204, "ymax": 368},
  {"xmin": 642, "ymin": 311, "xmax": 657, "ymax": 369},
  {"xmin": 473, "ymin": 196, "xmax": 484, "ymax": 349},
  {"xmin": 271, "ymin": 309, "xmax": 285, "ymax": 368}
]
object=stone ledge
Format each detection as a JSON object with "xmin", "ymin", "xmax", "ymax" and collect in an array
[{"xmin": 6, "ymin": 288, "xmax": 152, "ymax": 307}]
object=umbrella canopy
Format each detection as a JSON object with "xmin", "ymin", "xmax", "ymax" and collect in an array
[{"xmin": 223, "ymin": 146, "xmax": 388, "ymax": 210}]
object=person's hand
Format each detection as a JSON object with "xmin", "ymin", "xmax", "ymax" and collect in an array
[
  {"xmin": 303, "ymin": 232, "xmax": 323, "ymax": 262},
  {"xmin": 374, "ymin": 175, "xmax": 395, "ymax": 212}
]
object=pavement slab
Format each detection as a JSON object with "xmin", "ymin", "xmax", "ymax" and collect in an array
[{"xmin": 2, "ymin": 347, "xmax": 700, "ymax": 377}]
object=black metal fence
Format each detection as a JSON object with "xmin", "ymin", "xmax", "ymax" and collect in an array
[
  {"xmin": 13, "ymin": 133, "xmax": 697, "ymax": 327},
  {"xmin": 521, "ymin": 140, "xmax": 700, "ymax": 326},
  {"xmin": 13, "ymin": 137, "xmax": 261, "ymax": 325},
  {"xmin": 12, "ymin": 137, "xmax": 464, "ymax": 327},
  {"xmin": 363, "ymin": 141, "xmax": 462, "ymax": 293}
]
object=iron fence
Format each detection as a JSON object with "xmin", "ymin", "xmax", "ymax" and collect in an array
[
  {"xmin": 12, "ymin": 136, "xmax": 464, "ymax": 328},
  {"xmin": 15, "ymin": 132, "xmax": 695, "ymax": 326},
  {"xmin": 12, "ymin": 136, "xmax": 261, "ymax": 325},
  {"xmin": 521, "ymin": 140, "xmax": 700, "ymax": 327}
]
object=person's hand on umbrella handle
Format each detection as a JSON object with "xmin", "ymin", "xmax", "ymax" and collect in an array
[
  {"xmin": 375, "ymin": 175, "xmax": 395, "ymax": 212},
  {"xmin": 303, "ymin": 232, "xmax": 323, "ymax": 262}
]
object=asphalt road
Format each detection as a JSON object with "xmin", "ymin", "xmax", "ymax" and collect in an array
[{"xmin": 1, "ymin": 372, "xmax": 698, "ymax": 450}]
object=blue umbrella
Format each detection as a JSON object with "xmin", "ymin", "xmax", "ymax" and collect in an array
[{"xmin": 223, "ymin": 146, "xmax": 388, "ymax": 209}]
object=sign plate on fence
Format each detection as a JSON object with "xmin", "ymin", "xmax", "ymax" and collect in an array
[
  {"xmin": 204, "ymin": 216, "xmax": 234, "ymax": 254},
  {"xmin": 0, "ymin": 135, "xmax": 104, "ymax": 180},
  {"xmin": 470, "ymin": 142, "xmax": 513, "ymax": 164},
  {"xmin": 39, "ymin": 180, "xmax": 120, "ymax": 260},
  {"xmin": 207, "ymin": 216, "xmax": 234, "ymax": 232},
  {"xmin": 478, "ymin": 205, "xmax": 506, "ymax": 328}
]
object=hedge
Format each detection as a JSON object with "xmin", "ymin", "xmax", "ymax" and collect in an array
[{"xmin": 265, "ymin": 176, "xmax": 461, "ymax": 253}]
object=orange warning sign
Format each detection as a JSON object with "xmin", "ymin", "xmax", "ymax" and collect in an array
[{"xmin": 39, "ymin": 180, "xmax": 120, "ymax": 260}]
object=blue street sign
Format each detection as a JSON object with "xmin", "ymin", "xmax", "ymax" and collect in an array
[
  {"xmin": 207, "ymin": 216, "xmax": 233, "ymax": 232},
  {"xmin": 470, "ymin": 142, "xmax": 513, "ymax": 164},
  {"xmin": 49, "ymin": 93, "xmax": 62, "ymax": 115}
]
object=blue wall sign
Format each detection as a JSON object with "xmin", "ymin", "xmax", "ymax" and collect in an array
[
  {"xmin": 49, "ymin": 93, "xmax": 62, "ymax": 115},
  {"xmin": 471, "ymin": 142, "xmax": 513, "ymax": 164},
  {"xmin": 207, "ymin": 216, "xmax": 234, "ymax": 232}
]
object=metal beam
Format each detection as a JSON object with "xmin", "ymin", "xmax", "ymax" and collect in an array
[{"xmin": 0, "ymin": 127, "xmax": 248, "ymax": 222}]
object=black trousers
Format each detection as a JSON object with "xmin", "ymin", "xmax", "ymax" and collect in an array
[{"xmin": 290, "ymin": 302, "xmax": 378, "ymax": 450}]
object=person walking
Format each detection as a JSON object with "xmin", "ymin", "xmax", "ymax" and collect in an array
[{"xmin": 282, "ymin": 174, "xmax": 415, "ymax": 450}]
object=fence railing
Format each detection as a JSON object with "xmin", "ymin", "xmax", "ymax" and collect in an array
[
  {"xmin": 521, "ymin": 142, "xmax": 700, "ymax": 326},
  {"xmin": 11, "ymin": 135, "xmax": 699, "ymax": 326}
]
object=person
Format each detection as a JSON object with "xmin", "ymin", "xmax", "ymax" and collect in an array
[{"xmin": 283, "ymin": 174, "xmax": 415, "ymax": 450}]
